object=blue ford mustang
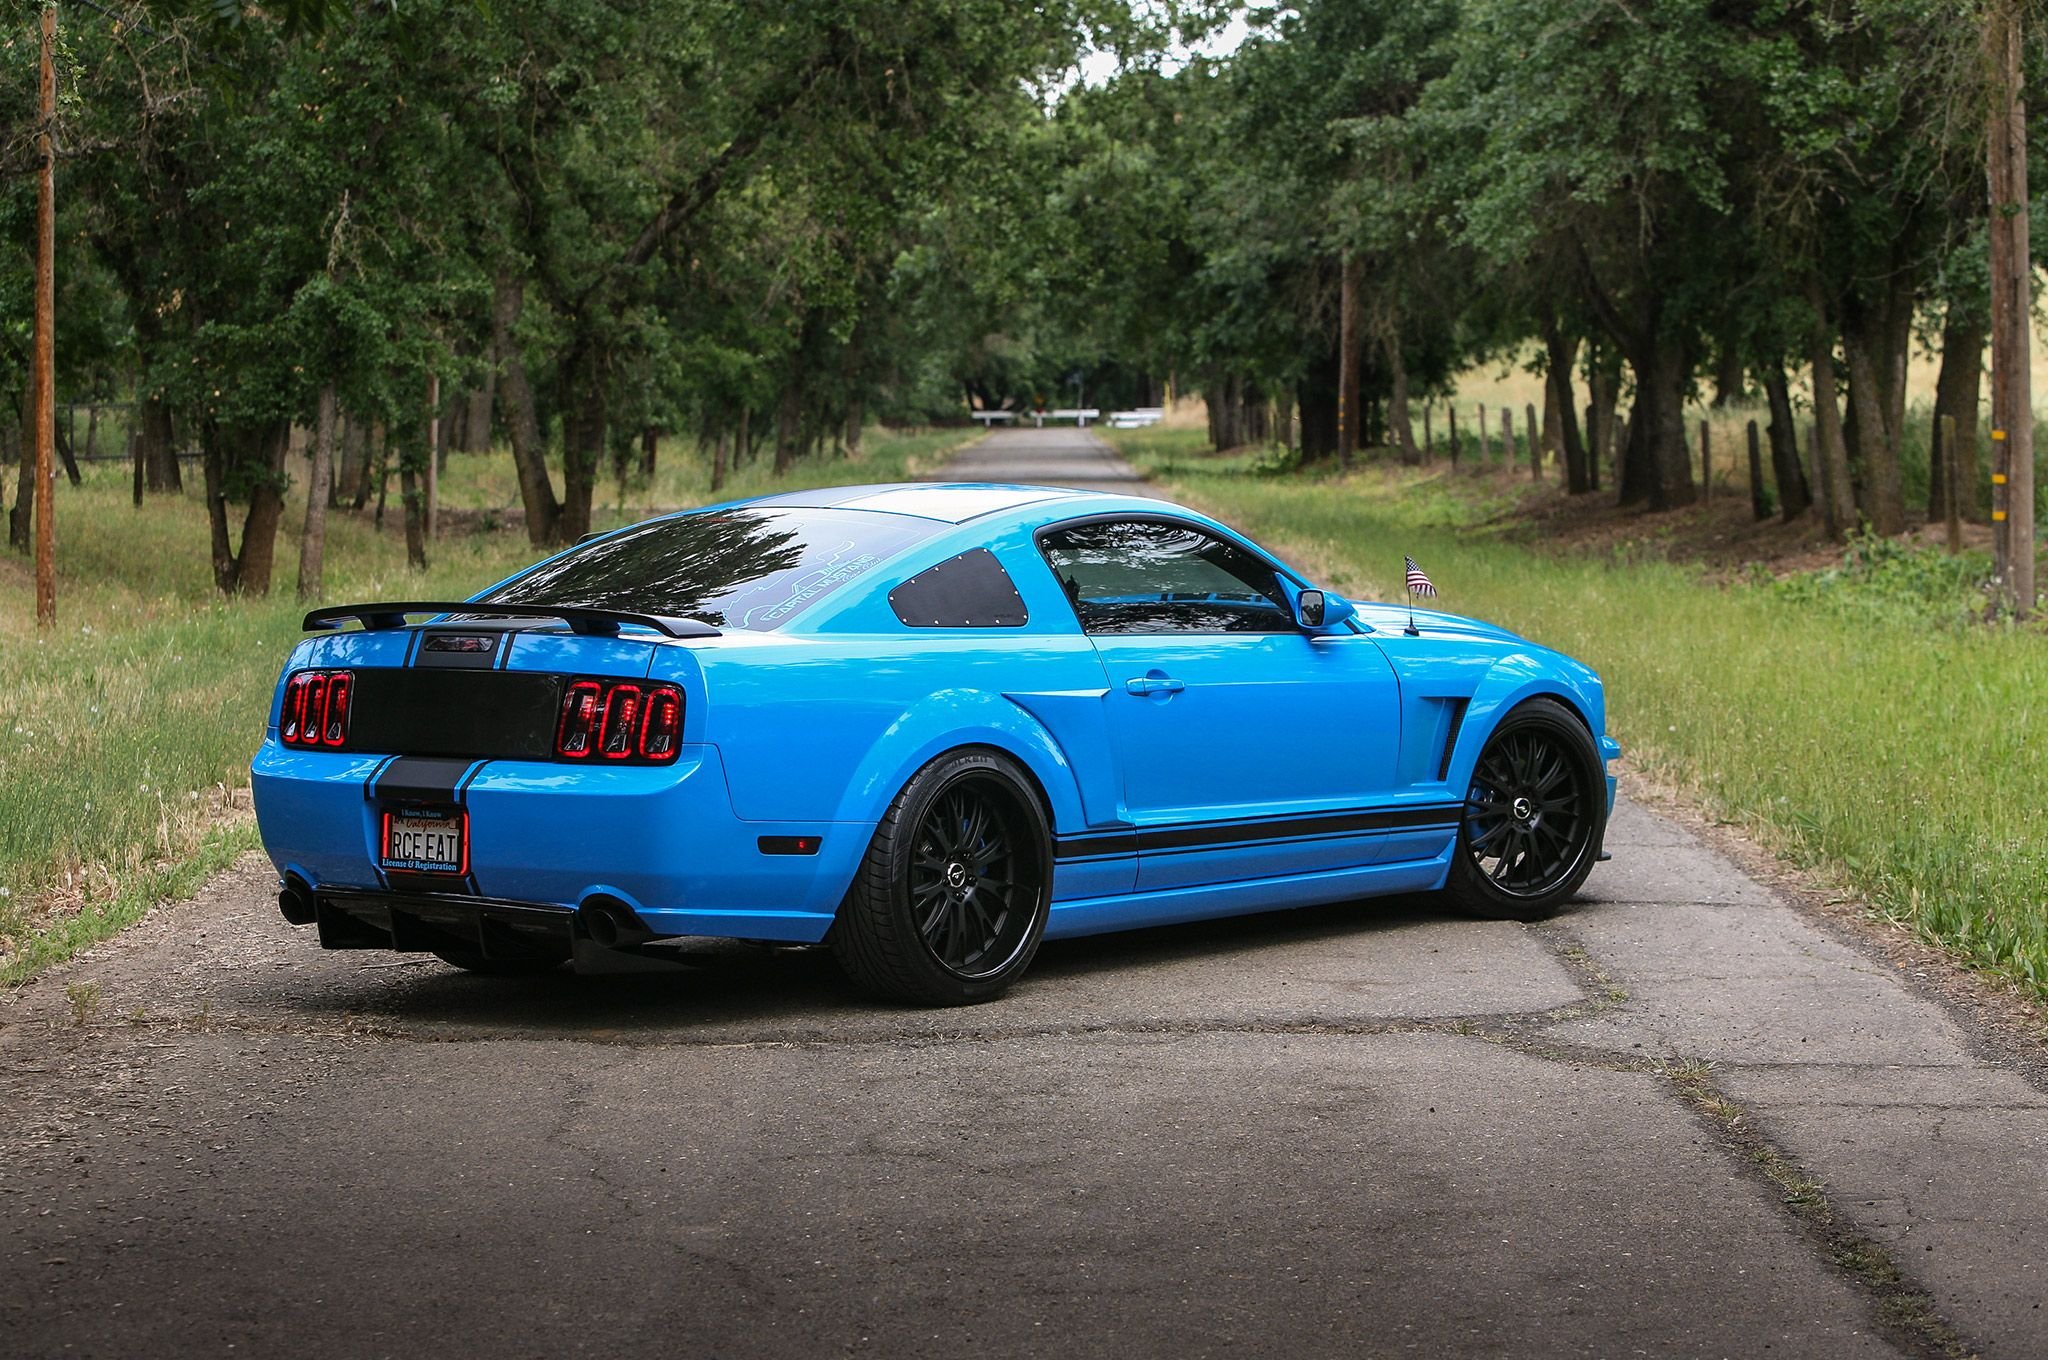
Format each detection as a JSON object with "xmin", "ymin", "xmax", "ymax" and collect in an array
[{"xmin": 252, "ymin": 483, "xmax": 1619, "ymax": 1004}]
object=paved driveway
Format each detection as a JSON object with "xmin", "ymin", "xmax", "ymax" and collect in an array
[{"xmin": 3, "ymin": 428, "xmax": 2043, "ymax": 1358}]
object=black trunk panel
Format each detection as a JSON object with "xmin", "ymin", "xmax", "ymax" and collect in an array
[{"xmin": 349, "ymin": 670, "xmax": 564, "ymax": 759}]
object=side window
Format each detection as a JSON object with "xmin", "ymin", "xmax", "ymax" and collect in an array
[
  {"xmin": 1039, "ymin": 519, "xmax": 1295, "ymax": 635},
  {"xmin": 888, "ymin": 548, "xmax": 1029, "ymax": 628}
]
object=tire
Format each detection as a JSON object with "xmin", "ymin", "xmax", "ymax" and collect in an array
[
  {"xmin": 1443, "ymin": 697, "xmax": 1605, "ymax": 923},
  {"xmin": 431, "ymin": 949, "xmax": 563, "ymax": 976},
  {"xmin": 829, "ymin": 748, "xmax": 1053, "ymax": 1006}
]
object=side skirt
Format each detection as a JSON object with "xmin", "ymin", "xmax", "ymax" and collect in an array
[{"xmin": 1043, "ymin": 851, "xmax": 1453, "ymax": 941}]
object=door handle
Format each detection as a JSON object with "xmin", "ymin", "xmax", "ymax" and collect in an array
[{"xmin": 1124, "ymin": 675, "xmax": 1185, "ymax": 696}]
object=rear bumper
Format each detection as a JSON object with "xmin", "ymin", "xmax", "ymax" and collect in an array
[{"xmin": 252, "ymin": 740, "xmax": 868, "ymax": 945}]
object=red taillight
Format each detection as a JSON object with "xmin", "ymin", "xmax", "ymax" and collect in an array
[
  {"xmin": 322, "ymin": 673, "xmax": 352, "ymax": 747},
  {"xmin": 599, "ymin": 685, "xmax": 643, "ymax": 759},
  {"xmin": 282, "ymin": 673, "xmax": 312, "ymax": 744},
  {"xmin": 556, "ymin": 680, "xmax": 604, "ymax": 759},
  {"xmin": 281, "ymin": 669, "xmax": 352, "ymax": 750},
  {"xmin": 640, "ymin": 689, "xmax": 681, "ymax": 760},
  {"xmin": 555, "ymin": 679, "xmax": 681, "ymax": 764}
]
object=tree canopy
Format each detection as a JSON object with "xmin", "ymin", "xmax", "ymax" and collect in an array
[{"xmin": 3, "ymin": 0, "xmax": 2041, "ymax": 593}]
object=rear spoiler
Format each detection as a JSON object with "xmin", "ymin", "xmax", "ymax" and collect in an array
[{"xmin": 302, "ymin": 602, "xmax": 721, "ymax": 639}]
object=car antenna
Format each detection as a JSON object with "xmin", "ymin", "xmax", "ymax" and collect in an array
[{"xmin": 1403, "ymin": 555, "xmax": 1436, "ymax": 636}]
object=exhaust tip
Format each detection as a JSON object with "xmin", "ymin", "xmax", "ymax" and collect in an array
[
  {"xmin": 278, "ymin": 878, "xmax": 317, "ymax": 927},
  {"xmin": 579, "ymin": 899, "xmax": 651, "ymax": 951}
]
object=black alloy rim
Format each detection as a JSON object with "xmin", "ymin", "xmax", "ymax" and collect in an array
[
  {"xmin": 910, "ymin": 776, "xmax": 1040, "ymax": 979},
  {"xmin": 1462, "ymin": 728, "xmax": 1594, "ymax": 899}
]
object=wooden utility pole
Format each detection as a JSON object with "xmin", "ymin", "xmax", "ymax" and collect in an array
[
  {"xmin": 33, "ymin": 3, "xmax": 56, "ymax": 629},
  {"xmin": 1987, "ymin": 0, "xmax": 2034, "ymax": 616},
  {"xmin": 1337, "ymin": 256, "xmax": 1361, "ymax": 470}
]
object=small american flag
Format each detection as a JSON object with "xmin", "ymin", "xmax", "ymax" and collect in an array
[{"xmin": 1404, "ymin": 556, "xmax": 1437, "ymax": 599}]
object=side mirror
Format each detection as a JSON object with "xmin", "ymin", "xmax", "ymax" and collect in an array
[{"xmin": 1294, "ymin": 589, "xmax": 1356, "ymax": 631}]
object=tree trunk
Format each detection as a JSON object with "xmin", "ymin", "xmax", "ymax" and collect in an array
[
  {"xmin": 558, "ymin": 344, "xmax": 606, "ymax": 540},
  {"xmin": 1931, "ymin": 308, "xmax": 1986, "ymax": 523},
  {"xmin": 235, "ymin": 422, "xmax": 291, "ymax": 596},
  {"xmin": 1337, "ymin": 255, "xmax": 1360, "ymax": 469},
  {"xmin": 461, "ymin": 350, "xmax": 495, "ymax": 454},
  {"xmin": 773, "ymin": 375, "xmax": 802, "ymax": 477},
  {"xmin": 425, "ymin": 372, "xmax": 442, "ymax": 539},
  {"xmin": 1802, "ymin": 284, "xmax": 1858, "ymax": 538},
  {"xmin": 493, "ymin": 272, "xmax": 562, "ymax": 546},
  {"xmin": 398, "ymin": 453, "xmax": 427, "ymax": 570},
  {"xmin": 1385, "ymin": 331, "xmax": 1419, "ymax": 465},
  {"xmin": 1748, "ymin": 420, "xmax": 1770, "ymax": 520},
  {"xmin": 137, "ymin": 394, "xmax": 180, "ymax": 492},
  {"xmin": 1839, "ymin": 293, "xmax": 1908, "ymax": 535},
  {"xmin": 203, "ymin": 421, "xmax": 291, "ymax": 596},
  {"xmin": 1586, "ymin": 347, "xmax": 1619, "ymax": 493},
  {"xmin": 1711, "ymin": 333, "xmax": 1744, "ymax": 407},
  {"xmin": 844, "ymin": 393, "xmax": 864, "ymax": 458},
  {"xmin": 335, "ymin": 413, "xmax": 358, "ymax": 509},
  {"xmin": 1761, "ymin": 360, "xmax": 1813, "ymax": 522},
  {"xmin": 1617, "ymin": 341, "xmax": 1697, "ymax": 511},
  {"xmin": 349, "ymin": 416, "xmax": 376, "ymax": 510},
  {"xmin": 202, "ymin": 425, "xmax": 235, "ymax": 590},
  {"xmin": 1544, "ymin": 325, "xmax": 1589, "ymax": 493},
  {"xmin": 297, "ymin": 382, "xmax": 338, "ymax": 603},
  {"xmin": 712, "ymin": 426, "xmax": 729, "ymax": 494}
]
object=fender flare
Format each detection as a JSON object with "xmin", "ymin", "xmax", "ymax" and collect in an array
[
  {"xmin": 828, "ymin": 689, "xmax": 1089, "ymax": 836},
  {"xmin": 1442, "ymin": 652, "xmax": 1602, "ymax": 791}
]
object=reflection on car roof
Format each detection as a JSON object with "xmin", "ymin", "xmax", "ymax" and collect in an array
[{"xmin": 748, "ymin": 483, "xmax": 1089, "ymax": 524}]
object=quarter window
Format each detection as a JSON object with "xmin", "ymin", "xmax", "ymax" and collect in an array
[{"xmin": 1039, "ymin": 519, "xmax": 1295, "ymax": 634}]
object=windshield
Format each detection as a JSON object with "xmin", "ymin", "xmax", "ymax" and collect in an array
[{"xmin": 482, "ymin": 507, "xmax": 933, "ymax": 631}]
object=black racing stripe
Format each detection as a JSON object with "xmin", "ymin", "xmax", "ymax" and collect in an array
[
  {"xmin": 1053, "ymin": 805, "xmax": 1462, "ymax": 862},
  {"xmin": 1051, "ymin": 831, "xmax": 1139, "ymax": 862},
  {"xmin": 373, "ymin": 756, "xmax": 478, "ymax": 806}
]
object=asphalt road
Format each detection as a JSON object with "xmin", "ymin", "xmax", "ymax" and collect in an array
[{"xmin": 4, "ymin": 428, "xmax": 2046, "ymax": 1359}]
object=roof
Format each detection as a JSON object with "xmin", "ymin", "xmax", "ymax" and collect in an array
[{"xmin": 740, "ymin": 483, "xmax": 1092, "ymax": 524}]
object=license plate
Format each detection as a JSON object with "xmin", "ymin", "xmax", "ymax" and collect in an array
[{"xmin": 381, "ymin": 809, "xmax": 468, "ymax": 875}]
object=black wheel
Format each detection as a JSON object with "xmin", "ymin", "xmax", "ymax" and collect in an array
[
  {"xmin": 1444, "ymin": 697, "xmax": 1605, "ymax": 923},
  {"xmin": 431, "ymin": 949, "xmax": 563, "ymax": 976},
  {"xmin": 830, "ymin": 748, "xmax": 1052, "ymax": 1005}
]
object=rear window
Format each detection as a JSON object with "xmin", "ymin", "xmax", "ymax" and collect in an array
[{"xmin": 483, "ymin": 508, "xmax": 932, "ymax": 631}]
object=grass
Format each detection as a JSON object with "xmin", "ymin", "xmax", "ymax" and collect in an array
[
  {"xmin": 1110, "ymin": 426, "xmax": 2048, "ymax": 999},
  {"xmin": 0, "ymin": 425, "xmax": 975, "ymax": 983}
]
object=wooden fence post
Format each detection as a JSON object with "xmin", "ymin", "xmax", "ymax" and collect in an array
[
  {"xmin": 1747, "ymin": 420, "xmax": 1767, "ymax": 521},
  {"xmin": 1501, "ymin": 406, "xmax": 1515, "ymax": 470},
  {"xmin": 1423, "ymin": 404, "xmax": 1434, "ymax": 463},
  {"xmin": 1477, "ymin": 404, "xmax": 1489, "ymax": 471},
  {"xmin": 1448, "ymin": 404, "xmax": 1461, "ymax": 469},
  {"xmin": 1525, "ymin": 403, "xmax": 1541, "ymax": 478}
]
